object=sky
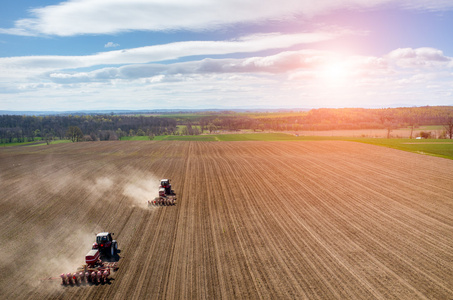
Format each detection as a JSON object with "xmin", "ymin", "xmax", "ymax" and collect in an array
[{"xmin": 0, "ymin": 0, "xmax": 453, "ymax": 111}]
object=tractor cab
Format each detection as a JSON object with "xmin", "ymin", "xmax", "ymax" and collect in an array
[
  {"xmin": 160, "ymin": 179, "xmax": 172, "ymax": 195},
  {"xmin": 96, "ymin": 233, "xmax": 112, "ymax": 244},
  {"xmin": 160, "ymin": 179, "xmax": 170, "ymax": 187},
  {"xmin": 93, "ymin": 232, "xmax": 113, "ymax": 251}
]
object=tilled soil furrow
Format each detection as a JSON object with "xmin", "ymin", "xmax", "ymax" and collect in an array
[
  {"xmin": 291, "ymin": 152, "xmax": 453, "ymax": 289},
  {"xmin": 1, "ymin": 141, "xmax": 452, "ymax": 300},
  {"xmin": 230, "ymin": 151, "xmax": 382, "ymax": 299}
]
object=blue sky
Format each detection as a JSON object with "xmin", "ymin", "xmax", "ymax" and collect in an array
[{"xmin": 0, "ymin": 0, "xmax": 452, "ymax": 111}]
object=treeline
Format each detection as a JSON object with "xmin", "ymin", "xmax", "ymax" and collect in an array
[
  {"xmin": 0, "ymin": 115, "xmax": 177, "ymax": 143},
  {"xmin": 1, "ymin": 106, "xmax": 452, "ymax": 143},
  {"xmin": 290, "ymin": 106, "xmax": 453, "ymax": 131},
  {"xmin": 181, "ymin": 106, "xmax": 453, "ymax": 133}
]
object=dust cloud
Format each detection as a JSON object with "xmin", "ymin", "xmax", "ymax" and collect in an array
[
  {"xmin": 91, "ymin": 177, "xmax": 114, "ymax": 196},
  {"xmin": 83, "ymin": 168, "xmax": 160, "ymax": 208},
  {"xmin": 122, "ymin": 172, "xmax": 160, "ymax": 208},
  {"xmin": 30, "ymin": 229, "xmax": 95, "ymax": 290}
]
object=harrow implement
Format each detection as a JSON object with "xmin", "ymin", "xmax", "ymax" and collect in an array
[{"xmin": 60, "ymin": 261, "xmax": 118, "ymax": 285}]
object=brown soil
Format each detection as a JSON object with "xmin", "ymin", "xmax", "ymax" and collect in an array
[{"xmin": 1, "ymin": 141, "xmax": 452, "ymax": 299}]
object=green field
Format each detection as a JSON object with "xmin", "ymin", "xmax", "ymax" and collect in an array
[
  {"xmin": 353, "ymin": 138, "xmax": 453, "ymax": 160},
  {"xmin": 120, "ymin": 136, "xmax": 152, "ymax": 141},
  {"xmin": 1, "ymin": 138, "xmax": 71, "ymax": 147},
  {"xmin": 27, "ymin": 139, "xmax": 72, "ymax": 146}
]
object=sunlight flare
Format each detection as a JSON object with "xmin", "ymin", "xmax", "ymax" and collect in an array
[{"xmin": 318, "ymin": 60, "xmax": 351, "ymax": 83}]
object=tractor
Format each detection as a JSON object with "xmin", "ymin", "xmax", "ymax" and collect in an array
[
  {"xmin": 58, "ymin": 232, "xmax": 119, "ymax": 285},
  {"xmin": 148, "ymin": 179, "xmax": 176, "ymax": 206}
]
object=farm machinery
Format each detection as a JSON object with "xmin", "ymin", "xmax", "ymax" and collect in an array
[
  {"xmin": 148, "ymin": 179, "xmax": 176, "ymax": 206},
  {"xmin": 59, "ymin": 232, "xmax": 119, "ymax": 285}
]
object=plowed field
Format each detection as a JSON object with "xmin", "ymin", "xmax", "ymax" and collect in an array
[{"xmin": 1, "ymin": 141, "xmax": 452, "ymax": 299}]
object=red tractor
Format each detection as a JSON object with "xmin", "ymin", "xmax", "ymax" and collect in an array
[
  {"xmin": 92, "ymin": 232, "xmax": 118, "ymax": 257},
  {"xmin": 149, "ymin": 179, "xmax": 176, "ymax": 206}
]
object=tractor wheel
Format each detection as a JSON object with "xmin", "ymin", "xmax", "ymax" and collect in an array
[{"xmin": 110, "ymin": 245, "xmax": 114, "ymax": 257}]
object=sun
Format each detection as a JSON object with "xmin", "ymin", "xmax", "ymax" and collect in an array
[{"xmin": 318, "ymin": 61, "xmax": 350, "ymax": 83}]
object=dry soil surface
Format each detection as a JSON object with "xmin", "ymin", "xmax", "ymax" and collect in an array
[{"xmin": 1, "ymin": 141, "xmax": 452, "ymax": 299}]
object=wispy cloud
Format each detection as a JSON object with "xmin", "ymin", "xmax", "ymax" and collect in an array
[
  {"xmin": 45, "ymin": 50, "xmax": 331, "ymax": 83},
  {"xmin": 0, "ymin": 31, "xmax": 349, "ymax": 71},
  {"xmin": 387, "ymin": 47, "xmax": 451, "ymax": 68},
  {"xmin": 1, "ymin": 40, "xmax": 451, "ymax": 88},
  {"xmin": 45, "ymin": 48, "xmax": 433, "ymax": 84},
  {"xmin": 104, "ymin": 42, "xmax": 120, "ymax": 48},
  {"xmin": 1, "ymin": 0, "xmax": 452, "ymax": 37}
]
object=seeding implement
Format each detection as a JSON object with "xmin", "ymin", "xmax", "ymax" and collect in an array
[{"xmin": 60, "ymin": 249, "xmax": 118, "ymax": 285}]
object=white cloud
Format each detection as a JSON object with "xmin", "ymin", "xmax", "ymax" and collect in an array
[
  {"xmin": 1, "ymin": 67, "xmax": 451, "ymax": 111},
  {"xmin": 0, "ymin": 31, "xmax": 348, "ymax": 72},
  {"xmin": 42, "ymin": 50, "xmax": 335, "ymax": 83},
  {"xmin": 50, "ymin": 47, "xmax": 446, "ymax": 85},
  {"xmin": 387, "ymin": 47, "xmax": 451, "ymax": 69},
  {"xmin": 104, "ymin": 42, "xmax": 120, "ymax": 48},
  {"xmin": 1, "ymin": 45, "xmax": 450, "ymax": 87},
  {"xmin": 1, "ymin": 45, "xmax": 452, "ymax": 110},
  {"xmin": 399, "ymin": 0, "xmax": 453, "ymax": 10},
  {"xmin": 1, "ymin": 0, "xmax": 452, "ymax": 37}
]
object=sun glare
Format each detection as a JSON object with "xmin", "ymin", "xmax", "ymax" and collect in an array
[{"xmin": 318, "ymin": 61, "xmax": 350, "ymax": 83}]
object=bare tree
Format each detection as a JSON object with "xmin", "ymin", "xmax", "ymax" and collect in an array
[
  {"xmin": 444, "ymin": 116, "xmax": 453, "ymax": 139},
  {"xmin": 44, "ymin": 133, "xmax": 53, "ymax": 145},
  {"xmin": 207, "ymin": 123, "xmax": 216, "ymax": 134},
  {"xmin": 384, "ymin": 121, "xmax": 397, "ymax": 139},
  {"xmin": 116, "ymin": 128, "xmax": 124, "ymax": 140}
]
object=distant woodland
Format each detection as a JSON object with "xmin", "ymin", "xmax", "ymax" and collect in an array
[
  {"xmin": 0, "ymin": 115, "xmax": 176, "ymax": 143},
  {"xmin": 1, "ymin": 106, "xmax": 452, "ymax": 143}
]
